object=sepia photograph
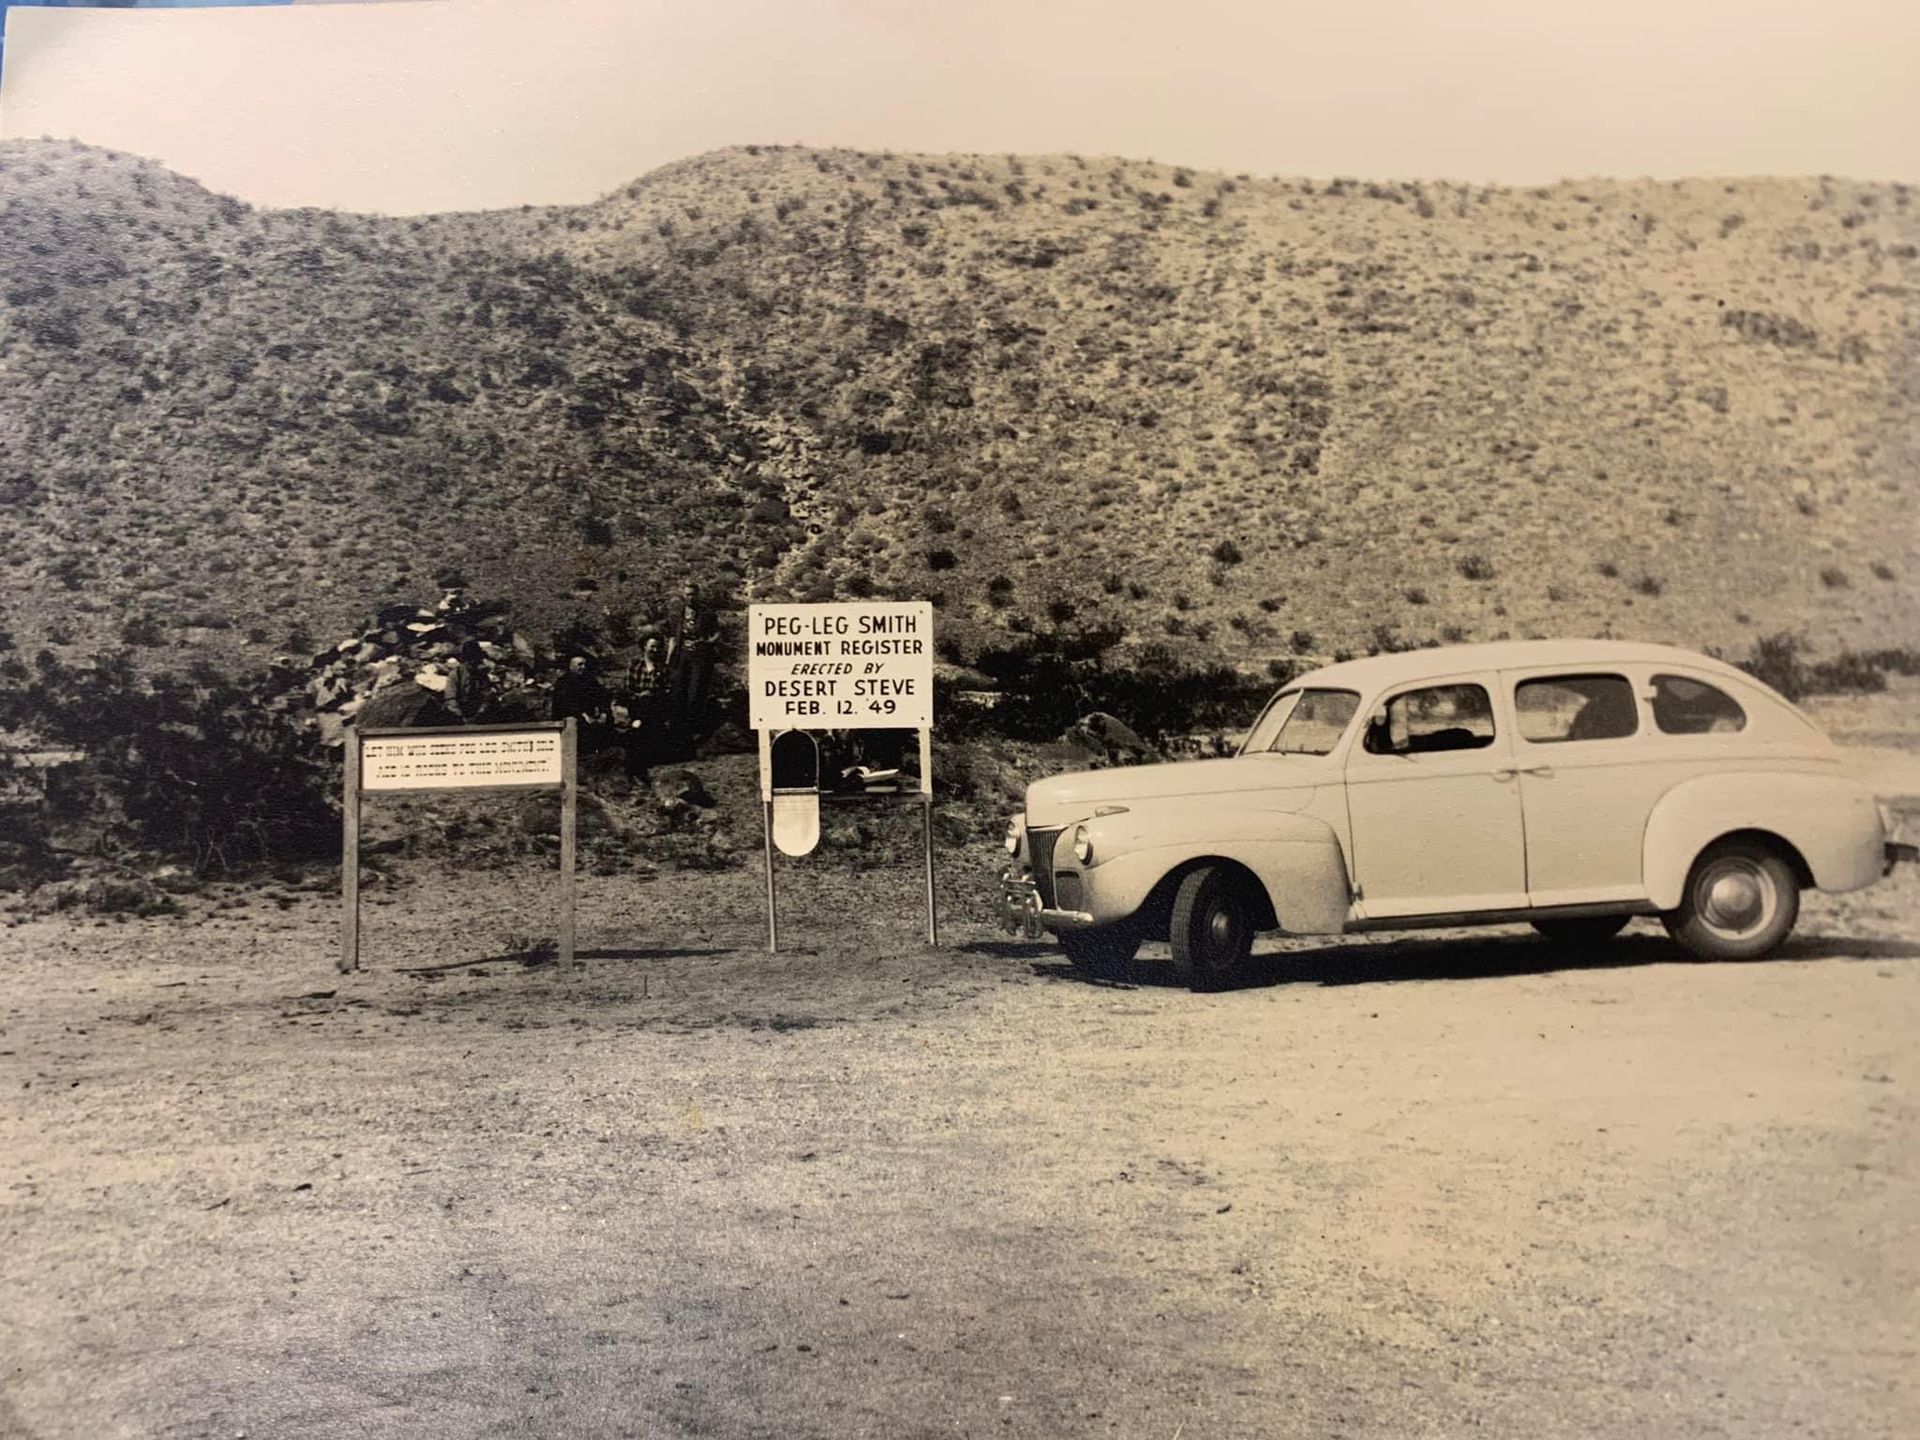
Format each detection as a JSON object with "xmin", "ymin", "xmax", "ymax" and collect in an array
[{"xmin": 0, "ymin": 1, "xmax": 1915, "ymax": 1434}]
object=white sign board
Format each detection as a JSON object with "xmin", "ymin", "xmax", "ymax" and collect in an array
[
  {"xmin": 748, "ymin": 601, "xmax": 934, "ymax": 730},
  {"xmin": 360, "ymin": 729, "xmax": 563, "ymax": 792}
]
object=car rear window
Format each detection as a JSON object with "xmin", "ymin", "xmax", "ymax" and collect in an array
[
  {"xmin": 1515, "ymin": 674, "xmax": 1637, "ymax": 743},
  {"xmin": 1652, "ymin": 674, "xmax": 1747, "ymax": 734}
]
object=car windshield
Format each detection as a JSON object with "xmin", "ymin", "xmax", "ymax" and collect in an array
[{"xmin": 1240, "ymin": 688, "xmax": 1361, "ymax": 756}]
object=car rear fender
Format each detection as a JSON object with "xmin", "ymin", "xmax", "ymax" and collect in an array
[{"xmin": 1642, "ymin": 771, "xmax": 1885, "ymax": 908}]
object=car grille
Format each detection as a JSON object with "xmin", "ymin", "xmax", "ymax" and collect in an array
[
  {"xmin": 1053, "ymin": 872, "xmax": 1082, "ymax": 912},
  {"xmin": 1028, "ymin": 827, "xmax": 1062, "ymax": 908}
]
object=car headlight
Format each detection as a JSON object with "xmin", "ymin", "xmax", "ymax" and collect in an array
[
  {"xmin": 1004, "ymin": 818, "xmax": 1021, "ymax": 855},
  {"xmin": 1071, "ymin": 825, "xmax": 1092, "ymax": 864}
]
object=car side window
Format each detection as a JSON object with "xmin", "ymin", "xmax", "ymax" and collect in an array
[
  {"xmin": 1363, "ymin": 682, "xmax": 1496, "ymax": 756},
  {"xmin": 1652, "ymin": 674, "xmax": 1747, "ymax": 734},
  {"xmin": 1514, "ymin": 673, "xmax": 1637, "ymax": 743}
]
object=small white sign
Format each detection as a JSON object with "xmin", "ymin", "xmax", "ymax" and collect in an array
[
  {"xmin": 360, "ymin": 730, "xmax": 563, "ymax": 792},
  {"xmin": 748, "ymin": 601, "xmax": 934, "ymax": 730}
]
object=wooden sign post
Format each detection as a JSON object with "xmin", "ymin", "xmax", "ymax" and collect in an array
[
  {"xmin": 339, "ymin": 719, "xmax": 577, "ymax": 973},
  {"xmin": 747, "ymin": 601, "xmax": 938, "ymax": 953}
]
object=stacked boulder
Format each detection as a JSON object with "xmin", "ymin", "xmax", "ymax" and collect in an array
[{"xmin": 288, "ymin": 591, "xmax": 546, "ymax": 747}]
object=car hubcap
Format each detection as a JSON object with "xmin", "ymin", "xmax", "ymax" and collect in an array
[
  {"xmin": 1699, "ymin": 859, "xmax": 1773, "ymax": 937},
  {"xmin": 1208, "ymin": 907, "xmax": 1236, "ymax": 947}
]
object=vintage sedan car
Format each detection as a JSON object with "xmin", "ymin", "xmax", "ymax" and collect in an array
[{"xmin": 998, "ymin": 640, "xmax": 1913, "ymax": 988}]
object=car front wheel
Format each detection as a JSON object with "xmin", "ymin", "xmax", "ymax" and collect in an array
[
  {"xmin": 1057, "ymin": 922, "xmax": 1142, "ymax": 975},
  {"xmin": 1662, "ymin": 840, "xmax": 1799, "ymax": 961},
  {"xmin": 1169, "ymin": 865, "xmax": 1256, "ymax": 991}
]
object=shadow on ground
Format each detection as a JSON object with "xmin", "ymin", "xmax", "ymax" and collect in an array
[
  {"xmin": 1000, "ymin": 930, "xmax": 1920, "ymax": 991},
  {"xmin": 399, "ymin": 946, "xmax": 728, "ymax": 975}
]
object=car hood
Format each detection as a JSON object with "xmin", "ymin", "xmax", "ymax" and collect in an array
[{"xmin": 1024, "ymin": 753, "xmax": 1333, "ymax": 827}]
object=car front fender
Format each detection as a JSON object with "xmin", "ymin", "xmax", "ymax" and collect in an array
[
  {"xmin": 1075, "ymin": 811, "xmax": 1351, "ymax": 935},
  {"xmin": 1642, "ymin": 771, "xmax": 1886, "ymax": 909}
]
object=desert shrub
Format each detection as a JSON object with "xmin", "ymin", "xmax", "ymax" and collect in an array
[
  {"xmin": 1210, "ymin": 538, "xmax": 1244, "ymax": 565},
  {"xmin": 1743, "ymin": 629, "xmax": 1812, "ymax": 706},
  {"xmin": 1861, "ymin": 646, "xmax": 1920, "ymax": 677},
  {"xmin": 120, "ymin": 613, "xmax": 165, "ymax": 647},
  {"xmin": 1807, "ymin": 652, "xmax": 1886, "ymax": 695},
  {"xmin": 0, "ymin": 651, "xmax": 336, "ymax": 873},
  {"xmin": 1819, "ymin": 566, "xmax": 1850, "ymax": 589},
  {"xmin": 965, "ymin": 624, "xmax": 1266, "ymax": 745},
  {"xmin": 1457, "ymin": 553, "xmax": 1496, "ymax": 581}
]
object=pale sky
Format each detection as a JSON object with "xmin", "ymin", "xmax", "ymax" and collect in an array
[{"xmin": 2, "ymin": 0, "xmax": 1915, "ymax": 215}]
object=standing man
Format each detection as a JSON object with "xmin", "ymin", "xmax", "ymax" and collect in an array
[
  {"xmin": 619, "ymin": 632, "xmax": 666, "ymax": 776},
  {"xmin": 664, "ymin": 581, "xmax": 718, "ymax": 754}
]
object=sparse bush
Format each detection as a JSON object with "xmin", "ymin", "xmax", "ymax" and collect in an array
[
  {"xmin": 1736, "ymin": 633, "xmax": 1894, "ymax": 701},
  {"xmin": 120, "ymin": 613, "xmax": 164, "ymax": 647},
  {"xmin": 1456, "ymin": 553, "xmax": 1496, "ymax": 582},
  {"xmin": 1819, "ymin": 565, "xmax": 1850, "ymax": 589},
  {"xmin": 966, "ymin": 623, "xmax": 1264, "ymax": 746},
  {"xmin": 0, "ymin": 650, "xmax": 336, "ymax": 874},
  {"xmin": 1210, "ymin": 538, "xmax": 1244, "ymax": 566},
  {"xmin": 1737, "ymin": 632, "xmax": 1810, "ymax": 699}
]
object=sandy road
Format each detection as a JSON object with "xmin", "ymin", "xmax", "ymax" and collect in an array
[{"xmin": 1, "ymin": 860, "xmax": 1916, "ymax": 1439}]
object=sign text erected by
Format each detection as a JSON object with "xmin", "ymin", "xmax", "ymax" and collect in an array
[
  {"xmin": 748, "ymin": 601, "xmax": 933, "ymax": 730},
  {"xmin": 361, "ymin": 729, "xmax": 564, "ymax": 792}
]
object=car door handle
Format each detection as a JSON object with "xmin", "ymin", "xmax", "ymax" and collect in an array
[{"xmin": 1490, "ymin": 764, "xmax": 1552, "ymax": 781}]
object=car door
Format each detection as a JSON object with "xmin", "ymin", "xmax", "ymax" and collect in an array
[
  {"xmin": 1504, "ymin": 667, "xmax": 1662, "ymax": 907},
  {"xmin": 1342, "ymin": 675, "xmax": 1528, "ymax": 918}
]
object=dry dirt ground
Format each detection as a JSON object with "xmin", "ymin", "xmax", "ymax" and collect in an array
[{"xmin": 4, "ymin": 702, "xmax": 1919, "ymax": 1439}]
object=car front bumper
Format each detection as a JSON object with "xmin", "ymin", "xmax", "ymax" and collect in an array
[
  {"xmin": 1887, "ymin": 840, "xmax": 1919, "ymax": 874},
  {"xmin": 997, "ymin": 866, "xmax": 1094, "ymax": 938}
]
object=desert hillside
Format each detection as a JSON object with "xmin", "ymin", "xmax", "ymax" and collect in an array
[{"xmin": 1, "ymin": 138, "xmax": 1914, "ymax": 672}]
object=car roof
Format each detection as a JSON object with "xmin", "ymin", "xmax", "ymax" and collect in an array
[{"xmin": 1289, "ymin": 639, "xmax": 1756, "ymax": 694}]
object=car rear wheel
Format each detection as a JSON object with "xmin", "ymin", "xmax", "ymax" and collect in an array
[
  {"xmin": 1169, "ymin": 865, "xmax": 1256, "ymax": 992},
  {"xmin": 1530, "ymin": 915, "xmax": 1630, "ymax": 947},
  {"xmin": 1661, "ymin": 839, "xmax": 1799, "ymax": 961},
  {"xmin": 1057, "ymin": 922, "xmax": 1142, "ymax": 975}
]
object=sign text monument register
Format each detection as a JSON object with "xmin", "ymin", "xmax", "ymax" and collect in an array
[{"xmin": 748, "ymin": 601, "xmax": 937, "ymax": 951}]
